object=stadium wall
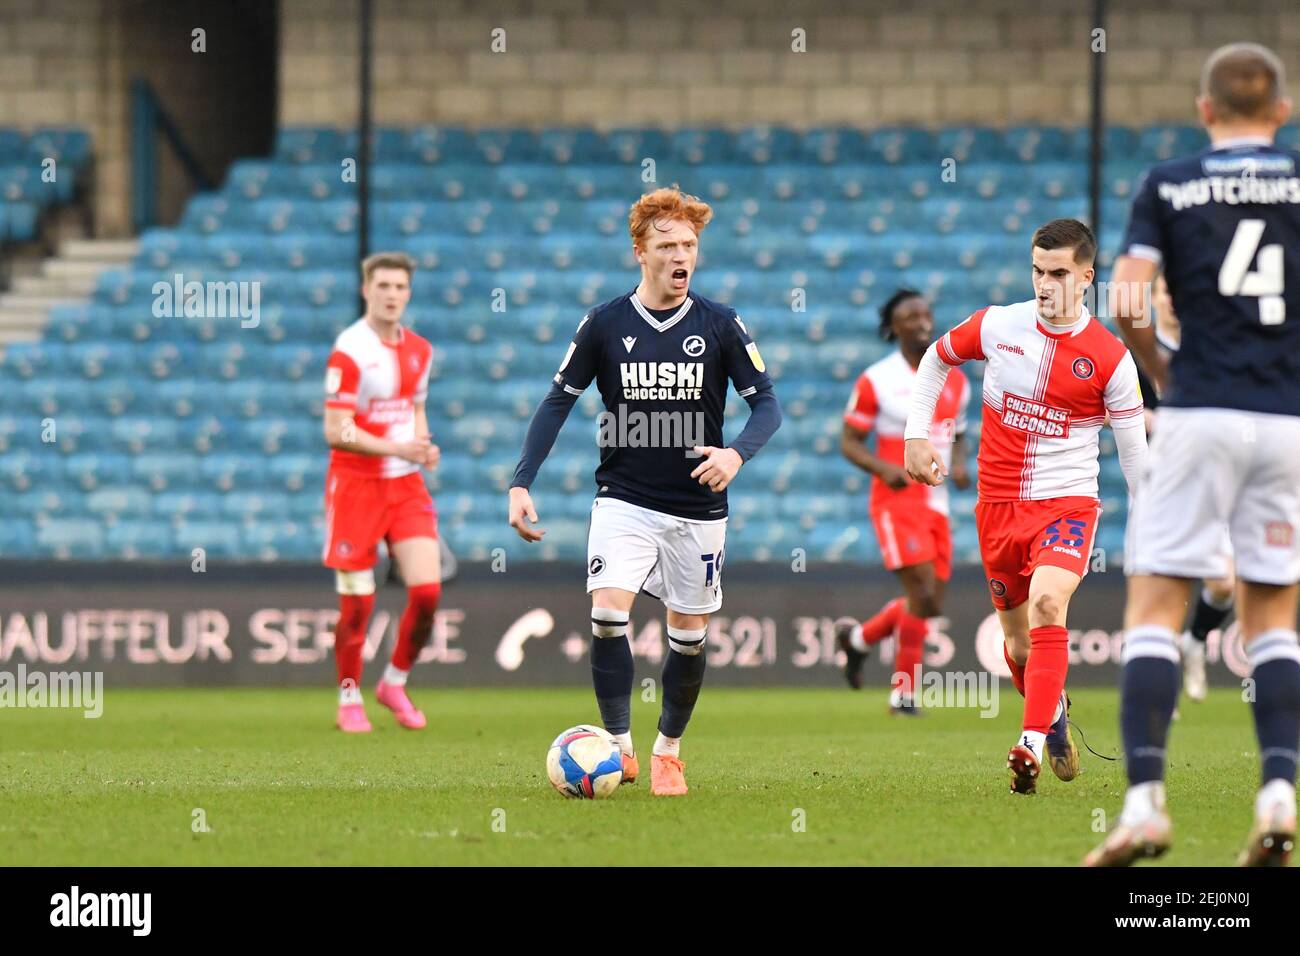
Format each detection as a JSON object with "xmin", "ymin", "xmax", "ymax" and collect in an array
[
  {"xmin": 0, "ymin": 0, "xmax": 275, "ymax": 236},
  {"xmin": 5, "ymin": 1, "xmax": 1300, "ymax": 237},
  {"xmin": 279, "ymin": 0, "xmax": 1300, "ymax": 127},
  {"xmin": 0, "ymin": 562, "xmax": 1255, "ymax": 689}
]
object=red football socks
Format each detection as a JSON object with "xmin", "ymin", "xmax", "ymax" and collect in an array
[
  {"xmin": 892, "ymin": 611, "xmax": 928, "ymax": 698},
  {"xmin": 860, "ymin": 596, "xmax": 905, "ymax": 646},
  {"xmin": 1003, "ymin": 641, "xmax": 1026, "ymax": 697},
  {"xmin": 1023, "ymin": 625, "xmax": 1069, "ymax": 733},
  {"xmin": 392, "ymin": 582, "xmax": 442, "ymax": 671},
  {"xmin": 335, "ymin": 593, "xmax": 375, "ymax": 687}
]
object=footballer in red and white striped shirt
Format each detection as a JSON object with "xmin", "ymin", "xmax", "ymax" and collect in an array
[
  {"xmin": 905, "ymin": 219, "xmax": 1148, "ymax": 795},
  {"xmin": 836, "ymin": 289, "xmax": 971, "ymax": 713},
  {"xmin": 321, "ymin": 252, "xmax": 443, "ymax": 734}
]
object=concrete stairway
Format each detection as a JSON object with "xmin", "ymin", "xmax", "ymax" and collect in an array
[{"xmin": 0, "ymin": 238, "xmax": 138, "ymax": 348}]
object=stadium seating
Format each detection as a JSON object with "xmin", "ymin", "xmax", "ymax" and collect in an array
[
  {"xmin": 0, "ymin": 126, "xmax": 92, "ymax": 242},
  {"xmin": 8, "ymin": 122, "xmax": 1288, "ymax": 562}
]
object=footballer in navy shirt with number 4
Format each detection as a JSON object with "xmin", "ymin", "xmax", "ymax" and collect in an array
[
  {"xmin": 1089, "ymin": 43, "xmax": 1300, "ymax": 868},
  {"xmin": 508, "ymin": 187, "xmax": 782, "ymax": 796}
]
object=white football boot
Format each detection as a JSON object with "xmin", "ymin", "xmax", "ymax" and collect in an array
[{"xmin": 1180, "ymin": 631, "xmax": 1207, "ymax": 702}]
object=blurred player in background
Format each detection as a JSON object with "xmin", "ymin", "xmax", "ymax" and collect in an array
[
  {"xmin": 322, "ymin": 252, "xmax": 441, "ymax": 733},
  {"xmin": 905, "ymin": 219, "xmax": 1148, "ymax": 794},
  {"xmin": 1146, "ymin": 274, "xmax": 1236, "ymax": 703},
  {"xmin": 1090, "ymin": 43, "xmax": 1300, "ymax": 867},
  {"xmin": 508, "ymin": 187, "xmax": 781, "ymax": 796},
  {"xmin": 836, "ymin": 289, "xmax": 971, "ymax": 714}
]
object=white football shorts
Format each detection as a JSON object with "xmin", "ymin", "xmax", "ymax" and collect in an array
[
  {"xmin": 1126, "ymin": 406, "xmax": 1300, "ymax": 585},
  {"xmin": 585, "ymin": 496, "xmax": 726, "ymax": 614}
]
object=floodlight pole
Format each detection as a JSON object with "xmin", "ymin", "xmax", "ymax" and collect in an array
[
  {"xmin": 358, "ymin": 0, "xmax": 373, "ymax": 311},
  {"xmin": 1088, "ymin": 0, "xmax": 1106, "ymax": 244}
]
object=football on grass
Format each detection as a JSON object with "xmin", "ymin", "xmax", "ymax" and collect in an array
[{"xmin": 546, "ymin": 725, "xmax": 623, "ymax": 799}]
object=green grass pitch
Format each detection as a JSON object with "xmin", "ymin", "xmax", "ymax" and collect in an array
[{"xmin": 0, "ymin": 686, "xmax": 1262, "ymax": 866}]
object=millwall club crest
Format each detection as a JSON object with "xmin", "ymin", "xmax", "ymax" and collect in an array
[
  {"xmin": 682, "ymin": 335, "xmax": 706, "ymax": 357},
  {"xmin": 1266, "ymin": 521, "xmax": 1294, "ymax": 547},
  {"xmin": 1072, "ymin": 357, "xmax": 1095, "ymax": 380}
]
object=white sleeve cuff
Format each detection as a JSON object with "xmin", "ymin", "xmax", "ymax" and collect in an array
[{"xmin": 904, "ymin": 344, "xmax": 950, "ymax": 441}]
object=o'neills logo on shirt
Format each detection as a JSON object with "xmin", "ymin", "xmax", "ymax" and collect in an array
[
  {"xmin": 367, "ymin": 398, "xmax": 413, "ymax": 424},
  {"xmin": 1000, "ymin": 392, "xmax": 1070, "ymax": 438}
]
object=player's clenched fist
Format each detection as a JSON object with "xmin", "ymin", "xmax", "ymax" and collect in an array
[
  {"xmin": 393, "ymin": 437, "xmax": 432, "ymax": 465},
  {"xmin": 508, "ymin": 486, "xmax": 545, "ymax": 542},
  {"xmin": 904, "ymin": 437, "xmax": 947, "ymax": 486},
  {"xmin": 415, "ymin": 438, "xmax": 441, "ymax": 470},
  {"xmin": 691, "ymin": 445, "xmax": 743, "ymax": 492}
]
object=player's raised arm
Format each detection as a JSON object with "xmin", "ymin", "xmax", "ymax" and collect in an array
[
  {"xmin": 904, "ymin": 309, "xmax": 985, "ymax": 485},
  {"xmin": 508, "ymin": 313, "xmax": 601, "ymax": 541}
]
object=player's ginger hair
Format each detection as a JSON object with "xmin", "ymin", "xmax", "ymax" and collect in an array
[
  {"xmin": 361, "ymin": 251, "xmax": 416, "ymax": 284},
  {"xmin": 628, "ymin": 187, "xmax": 713, "ymax": 247}
]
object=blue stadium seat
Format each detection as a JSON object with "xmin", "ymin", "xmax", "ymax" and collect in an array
[
  {"xmin": 935, "ymin": 126, "xmax": 1009, "ymax": 163},
  {"xmin": 1003, "ymin": 125, "xmax": 1074, "ymax": 163},
  {"xmin": 5, "ymin": 121, "xmax": 1196, "ymax": 561},
  {"xmin": 861, "ymin": 126, "xmax": 931, "ymax": 164},
  {"xmin": 408, "ymin": 126, "xmax": 477, "ymax": 164},
  {"xmin": 274, "ymin": 127, "xmax": 349, "ymax": 164},
  {"xmin": 37, "ymin": 519, "xmax": 106, "ymax": 559},
  {"xmin": 0, "ymin": 128, "xmax": 26, "ymax": 159},
  {"xmin": 0, "ymin": 199, "xmax": 40, "ymax": 239},
  {"xmin": 1137, "ymin": 125, "xmax": 1206, "ymax": 162},
  {"xmin": 474, "ymin": 128, "xmax": 540, "ymax": 164},
  {"xmin": 604, "ymin": 127, "xmax": 670, "ymax": 164},
  {"xmin": 539, "ymin": 128, "xmax": 616, "ymax": 165}
]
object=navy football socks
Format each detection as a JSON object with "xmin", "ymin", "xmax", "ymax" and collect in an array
[
  {"xmin": 1120, "ymin": 626, "xmax": 1181, "ymax": 786},
  {"xmin": 659, "ymin": 626, "xmax": 707, "ymax": 739},
  {"xmin": 590, "ymin": 608, "xmax": 633, "ymax": 735},
  {"xmin": 1188, "ymin": 586, "xmax": 1233, "ymax": 643},
  {"xmin": 1248, "ymin": 630, "xmax": 1300, "ymax": 786}
]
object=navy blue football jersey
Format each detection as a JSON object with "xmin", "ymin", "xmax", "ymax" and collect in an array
[
  {"xmin": 553, "ymin": 290, "xmax": 773, "ymax": 520},
  {"xmin": 1121, "ymin": 137, "xmax": 1300, "ymax": 416}
]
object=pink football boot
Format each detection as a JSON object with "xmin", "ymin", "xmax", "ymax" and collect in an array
[
  {"xmin": 336, "ymin": 703, "xmax": 372, "ymax": 733},
  {"xmin": 376, "ymin": 680, "xmax": 427, "ymax": 730}
]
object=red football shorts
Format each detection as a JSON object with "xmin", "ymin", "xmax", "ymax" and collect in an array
[
  {"xmin": 322, "ymin": 470, "xmax": 438, "ymax": 571},
  {"xmin": 871, "ymin": 504, "xmax": 952, "ymax": 581},
  {"xmin": 974, "ymin": 496, "xmax": 1101, "ymax": 610}
]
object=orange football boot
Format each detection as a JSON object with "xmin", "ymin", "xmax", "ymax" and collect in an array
[
  {"xmin": 651, "ymin": 754, "xmax": 688, "ymax": 796},
  {"xmin": 620, "ymin": 751, "xmax": 639, "ymax": 785}
]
